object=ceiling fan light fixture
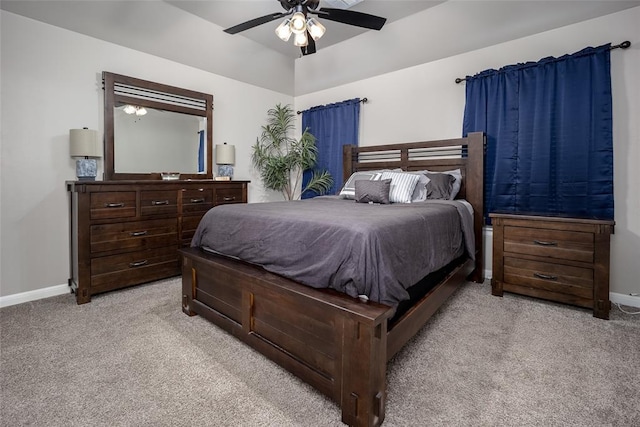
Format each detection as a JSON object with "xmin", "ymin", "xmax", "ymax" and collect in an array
[
  {"xmin": 123, "ymin": 105, "xmax": 137, "ymax": 115},
  {"xmin": 290, "ymin": 11, "xmax": 307, "ymax": 34},
  {"xmin": 293, "ymin": 31, "xmax": 308, "ymax": 47},
  {"xmin": 123, "ymin": 105, "xmax": 147, "ymax": 116},
  {"xmin": 275, "ymin": 18, "xmax": 292, "ymax": 41},
  {"xmin": 306, "ymin": 17, "xmax": 325, "ymax": 41},
  {"xmin": 224, "ymin": 0, "xmax": 386, "ymax": 55}
]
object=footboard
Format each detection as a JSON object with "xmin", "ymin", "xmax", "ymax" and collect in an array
[{"xmin": 180, "ymin": 247, "xmax": 394, "ymax": 427}]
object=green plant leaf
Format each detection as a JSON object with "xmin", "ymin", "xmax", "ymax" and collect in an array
[
  {"xmin": 252, "ymin": 103, "xmax": 332, "ymax": 200},
  {"xmin": 301, "ymin": 170, "xmax": 334, "ymax": 198}
]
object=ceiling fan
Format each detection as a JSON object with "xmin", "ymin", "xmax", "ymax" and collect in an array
[{"xmin": 223, "ymin": 0, "xmax": 387, "ymax": 56}]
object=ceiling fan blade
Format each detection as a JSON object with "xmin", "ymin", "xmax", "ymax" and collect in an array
[
  {"xmin": 317, "ymin": 8, "xmax": 386, "ymax": 30},
  {"xmin": 301, "ymin": 32, "xmax": 316, "ymax": 56},
  {"xmin": 224, "ymin": 12, "xmax": 289, "ymax": 35}
]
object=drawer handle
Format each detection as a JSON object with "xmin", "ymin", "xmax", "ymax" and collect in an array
[
  {"xmin": 129, "ymin": 260, "xmax": 148, "ymax": 268},
  {"xmin": 534, "ymin": 272, "xmax": 558, "ymax": 281},
  {"xmin": 105, "ymin": 203, "xmax": 125, "ymax": 208},
  {"xmin": 190, "ymin": 198, "xmax": 205, "ymax": 203},
  {"xmin": 533, "ymin": 240, "xmax": 558, "ymax": 247},
  {"xmin": 129, "ymin": 231, "xmax": 148, "ymax": 237},
  {"xmin": 222, "ymin": 196, "xmax": 236, "ymax": 202},
  {"xmin": 152, "ymin": 200, "xmax": 170, "ymax": 206}
]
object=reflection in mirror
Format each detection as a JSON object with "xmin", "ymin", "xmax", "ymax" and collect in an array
[
  {"xmin": 114, "ymin": 106, "xmax": 207, "ymax": 174},
  {"xmin": 103, "ymin": 71, "xmax": 213, "ymax": 180}
]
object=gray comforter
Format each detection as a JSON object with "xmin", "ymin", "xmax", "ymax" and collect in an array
[{"xmin": 191, "ymin": 196, "xmax": 474, "ymax": 307}]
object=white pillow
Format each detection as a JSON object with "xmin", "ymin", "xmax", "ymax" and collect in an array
[
  {"xmin": 425, "ymin": 169, "xmax": 462, "ymax": 200},
  {"xmin": 380, "ymin": 171, "xmax": 421, "ymax": 203},
  {"xmin": 339, "ymin": 171, "xmax": 381, "ymax": 199}
]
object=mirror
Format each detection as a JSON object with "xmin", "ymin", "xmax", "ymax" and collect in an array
[
  {"xmin": 103, "ymin": 72, "xmax": 213, "ymax": 180},
  {"xmin": 114, "ymin": 106, "xmax": 205, "ymax": 174}
]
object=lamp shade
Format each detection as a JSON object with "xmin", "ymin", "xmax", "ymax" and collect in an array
[
  {"xmin": 289, "ymin": 12, "xmax": 307, "ymax": 34},
  {"xmin": 275, "ymin": 18, "xmax": 292, "ymax": 41},
  {"xmin": 215, "ymin": 143, "xmax": 235, "ymax": 165},
  {"xmin": 70, "ymin": 128, "xmax": 101, "ymax": 158},
  {"xmin": 294, "ymin": 31, "xmax": 308, "ymax": 47},
  {"xmin": 307, "ymin": 17, "xmax": 325, "ymax": 41}
]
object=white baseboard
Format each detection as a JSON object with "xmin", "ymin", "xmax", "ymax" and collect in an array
[
  {"xmin": 1, "ymin": 282, "xmax": 637, "ymax": 310},
  {"xmin": 610, "ymin": 292, "xmax": 640, "ymax": 308},
  {"xmin": 0, "ymin": 283, "xmax": 70, "ymax": 308}
]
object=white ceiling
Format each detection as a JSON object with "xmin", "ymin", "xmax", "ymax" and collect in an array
[
  {"xmin": 165, "ymin": 1, "xmax": 445, "ymax": 58},
  {"xmin": 2, "ymin": 1, "xmax": 638, "ymax": 95}
]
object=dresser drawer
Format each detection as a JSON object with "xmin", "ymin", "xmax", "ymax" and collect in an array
[
  {"xmin": 90, "ymin": 192, "xmax": 136, "ymax": 220},
  {"xmin": 140, "ymin": 190, "xmax": 178, "ymax": 216},
  {"xmin": 214, "ymin": 187, "xmax": 244, "ymax": 205},
  {"xmin": 503, "ymin": 226, "xmax": 594, "ymax": 263},
  {"xmin": 181, "ymin": 214, "xmax": 204, "ymax": 244},
  {"xmin": 182, "ymin": 188, "xmax": 214, "ymax": 214},
  {"xmin": 90, "ymin": 218, "xmax": 177, "ymax": 254},
  {"xmin": 503, "ymin": 256, "xmax": 593, "ymax": 299},
  {"xmin": 90, "ymin": 246, "xmax": 179, "ymax": 293}
]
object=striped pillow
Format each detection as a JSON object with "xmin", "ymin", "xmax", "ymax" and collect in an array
[
  {"xmin": 339, "ymin": 171, "xmax": 382, "ymax": 199},
  {"xmin": 380, "ymin": 171, "xmax": 421, "ymax": 203}
]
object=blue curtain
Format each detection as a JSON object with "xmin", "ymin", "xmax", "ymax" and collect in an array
[
  {"xmin": 197, "ymin": 130, "xmax": 205, "ymax": 173},
  {"xmin": 301, "ymin": 98, "xmax": 361, "ymax": 198},
  {"xmin": 462, "ymin": 44, "xmax": 613, "ymax": 222}
]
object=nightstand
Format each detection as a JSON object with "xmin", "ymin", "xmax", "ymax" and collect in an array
[{"xmin": 490, "ymin": 213, "xmax": 614, "ymax": 319}]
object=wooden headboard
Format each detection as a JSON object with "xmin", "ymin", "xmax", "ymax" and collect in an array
[{"xmin": 342, "ymin": 132, "xmax": 486, "ymax": 282}]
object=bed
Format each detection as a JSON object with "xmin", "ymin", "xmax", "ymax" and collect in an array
[{"xmin": 179, "ymin": 132, "xmax": 485, "ymax": 426}]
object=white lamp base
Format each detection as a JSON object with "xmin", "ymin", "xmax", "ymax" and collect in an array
[
  {"xmin": 217, "ymin": 165, "xmax": 234, "ymax": 179},
  {"xmin": 76, "ymin": 158, "xmax": 97, "ymax": 181}
]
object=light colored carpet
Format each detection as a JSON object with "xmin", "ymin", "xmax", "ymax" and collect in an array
[{"xmin": 1, "ymin": 278, "xmax": 638, "ymax": 426}]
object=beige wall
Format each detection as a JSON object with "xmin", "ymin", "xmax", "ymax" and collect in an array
[
  {"xmin": 1, "ymin": 7, "xmax": 638, "ymax": 302},
  {"xmin": 295, "ymin": 7, "xmax": 640, "ymax": 296},
  {"xmin": 0, "ymin": 11, "xmax": 292, "ymax": 299}
]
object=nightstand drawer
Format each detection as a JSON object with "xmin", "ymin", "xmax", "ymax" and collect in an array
[
  {"xmin": 214, "ymin": 187, "xmax": 244, "ymax": 205},
  {"xmin": 90, "ymin": 218, "xmax": 177, "ymax": 254},
  {"xmin": 504, "ymin": 257, "xmax": 593, "ymax": 299},
  {"xmin": 90, "ymin": 192, "xmax": 137, "ymax": 220},
  {"xmin": 503, "ymin": 226, "xmax": 594, "ymax": 263},
  {"xmin": 140, "ymin": 190, "xmax": 178, "ymax": 216}
]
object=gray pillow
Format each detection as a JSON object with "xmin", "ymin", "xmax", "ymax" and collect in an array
[
  {"xmin": 355, "ymin": 179, "xmax": 391, "ymax": 204},
  {"xmin": 425, "ymin": 173, "xmax": 456, "ymax": 200},
  {"xmin": 425, "ymin": 168, "xmax": 462, "ymax": 199},
  {"xmin": 339, "ymin": 171, "xmax": 381, "ymax": 199}
]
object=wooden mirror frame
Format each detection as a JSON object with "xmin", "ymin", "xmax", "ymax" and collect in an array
[{"xmin": 103, "ymin": 71, "xmax": 213, "ymax": 180}]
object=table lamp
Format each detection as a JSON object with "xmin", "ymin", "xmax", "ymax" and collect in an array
[
  {"xmin": 215, "ymin": 142, "xmax": 235, "ymax": 180},
  {"xmin": 70, "ymin": 128, "xmax": 101, "ymax": 181}
]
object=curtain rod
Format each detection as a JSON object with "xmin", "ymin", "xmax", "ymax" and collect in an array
[
  {"xmin": 454, "ymin": 40, "xmax": 631, "ymax": 84},
  {"xmin": 297, "ymin": 97, "xmax": 368, "ymax": 115}
]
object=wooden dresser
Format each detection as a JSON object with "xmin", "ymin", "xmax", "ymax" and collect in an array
[
  {"xmin": 490, "ymin": 213, "xmax": 614, "ymax": 319},
  {"xmin": 67, "ymin": 180, "xmax": 248, "ymax": 304}
]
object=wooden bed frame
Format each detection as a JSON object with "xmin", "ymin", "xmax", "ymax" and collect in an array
[{"xmin": 179, "ymin": 132, "xmax": 485, "ymax": 426}]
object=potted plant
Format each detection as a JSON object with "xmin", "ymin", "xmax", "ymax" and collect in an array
[{"xmin": 251, "ymin": 103, "xmax": 333, "ymax": 200}]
